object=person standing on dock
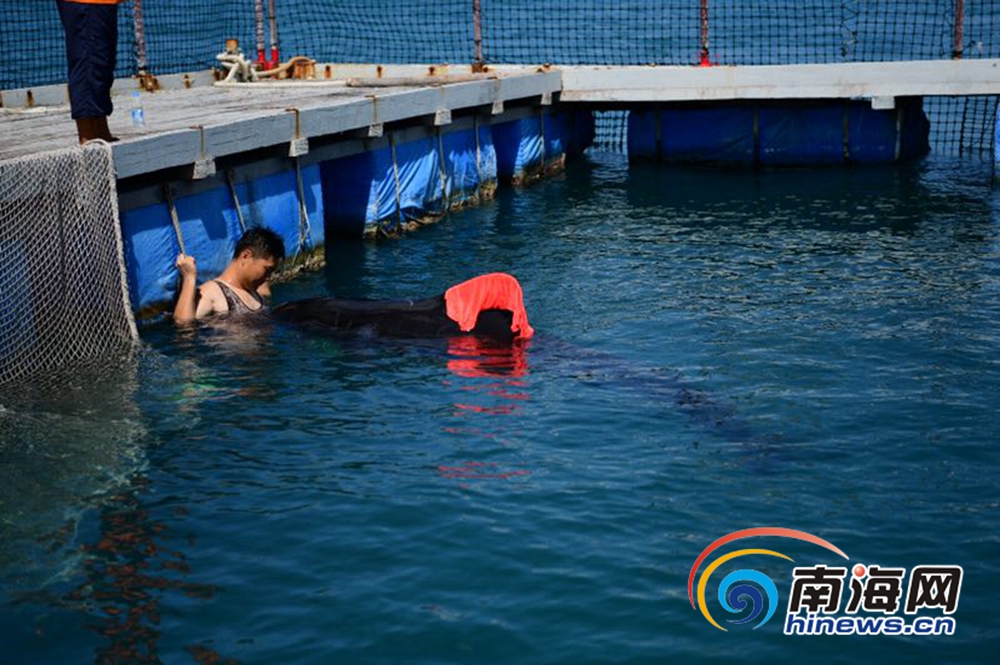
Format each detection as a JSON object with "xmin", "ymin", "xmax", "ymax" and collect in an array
[
  {"xmin": 57, "ymin": 0, "xmax": 125, "ymax": 144},
  {"xmin": 173, "ymin": 228, "xmax": 286, "ymax": 324}
]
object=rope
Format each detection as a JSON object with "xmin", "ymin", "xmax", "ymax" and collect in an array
[
  {"xmin": 226, "ymin": 170, "xmax": 247, "ymax": 233},
  {"xmin": 436, "ymin": 127, "xmax": 450, "ymax": 213},
  {"xmin": 539, "ymin": 108, "xmax": 547, "ymax": 167},
  {"xmin": 474, "ymin": 115, "xmax": 484, "ymax": 189},
  {"xmin": 389, "ymin": 134, "xmax": 403, "ymax": 233},
  {"xmin": 162, "ymin": 182, "xmax": 186, "ymax": 256},
  {"xmin": 216, "ymin": 47, "xmax": 259, "ymax": 83},
  {"xmin": 294, "ymin": 157, "xmax": 313, "ymax": 250},
  {"xmin": 255, "ymin": 56, "xmax": 314, "ymax": 79}
]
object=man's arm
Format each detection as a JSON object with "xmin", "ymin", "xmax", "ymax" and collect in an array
[
  {"xmin": 173, "ymin": 254, "xmax": 199, "ymax": 324},
  {"xmin": 195, "ymin": 282, "xmax": 226, "ymax": 318}
]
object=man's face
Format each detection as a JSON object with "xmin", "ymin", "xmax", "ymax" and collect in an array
[{"xmin": 239, "ymin": 251, "xmax": 278, "ymax": 286}]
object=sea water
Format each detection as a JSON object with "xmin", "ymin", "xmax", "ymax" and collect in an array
[{"xmin": 0, "ymin": 153, "xmax": 998, "ymax": 662}]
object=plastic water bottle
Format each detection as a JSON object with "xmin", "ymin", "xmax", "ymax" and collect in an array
[{"xmin": 129, "ymin": 91, "xmax": 146, "ymax": 128}]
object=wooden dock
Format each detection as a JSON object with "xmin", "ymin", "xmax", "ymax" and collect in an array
[
  {"xmin": 1, "ymin": 59, "xmax": 997, "ymax": 177},
  {"xmin": 0, "ymin": 69, "xmax": 560, "ymax": 180}
]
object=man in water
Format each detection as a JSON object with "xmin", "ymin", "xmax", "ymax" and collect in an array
[{"xmin": 173, "ymin": 227, "xmax": 285, "ymax": 324}]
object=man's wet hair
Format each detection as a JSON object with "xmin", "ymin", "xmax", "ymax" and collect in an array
[{"xmin": 234, "ymin": 227, "xmax": 285, "ymax": 261}]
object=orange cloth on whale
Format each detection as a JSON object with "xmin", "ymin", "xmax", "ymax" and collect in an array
[{"xmin": 444, "ymin": 273, "xmax": 534, "ymax": 340}]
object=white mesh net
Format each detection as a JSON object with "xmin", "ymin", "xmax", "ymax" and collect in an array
[{"xmin": 0, "ymin": 142, "xmax": 138, "ymax": 386}]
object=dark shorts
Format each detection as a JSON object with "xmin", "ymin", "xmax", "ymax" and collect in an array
[{"xmin": 57, "ymin": 0, "xmax": 119, "ymax": 119}]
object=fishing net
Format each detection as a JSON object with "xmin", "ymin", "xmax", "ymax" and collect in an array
[
  {"xmin": 926, "ymin": 95, "xmax": 1000, "ymax": 158},
  {"xmin": 4, "ymin": 1, "xmax": 999, "ymax": 91},
  {"xmin": 0, "ymin": 142, "xmax": 138, "ymax": 386}
]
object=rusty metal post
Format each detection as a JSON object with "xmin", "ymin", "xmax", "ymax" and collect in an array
[
  {"xmin": 953, "ymin": 0, "xmax": 965, "ymax": 59},
  {"xmin": 472, "ymin": 0, "xmax": 485, "ymax": 72},
  {"xmin": 699, "ymin": 0, "xmax": 712, "ymax": 66},
  {"xmin": 255, "ymin": 0, "xmax": 266, "ymax": 66},
  {"xmin": 132, "ymin": 0, "xmax": 147, "ymax": 74},
  {"xmin": 268, "ymin": 0, "xmax": 281, "ymax": 67}
]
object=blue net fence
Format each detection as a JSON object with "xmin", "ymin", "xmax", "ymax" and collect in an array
[
  {"xmin": 3, "ymin": 1, "xmax": 999, "ymax": 90},
  {"xmin": 1, "ymin": 1, "xmax": 996, "ymax": 160},
  {"xmin": 591, "ymin": 99, "xmax": 1000, "ymax": 160}
]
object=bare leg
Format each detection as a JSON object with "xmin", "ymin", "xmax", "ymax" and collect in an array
[{"xmin": 75, "ymin": 116, "xmax": 116, "ymax": 144}]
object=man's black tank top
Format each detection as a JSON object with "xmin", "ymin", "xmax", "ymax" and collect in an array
[{"xmin": 214, "ymin": 280, "xmax": 264, "ymax": 315}]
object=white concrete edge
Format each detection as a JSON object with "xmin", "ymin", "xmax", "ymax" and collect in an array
[
  {"xmin": 0, "ymin": 65, "xmax": 551, "ymax": 109},
  {"xmin": 557, "ymin": 59, "xmax": 1000, "ymax": 101}
]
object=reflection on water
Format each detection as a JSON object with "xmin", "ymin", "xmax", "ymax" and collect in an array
[
  {"xmin": 0, "ymin": 352, "xmax": 229, "ymax": 663},
  {"xmin": 441, "ymin": 336, "xmax": 533, "ymax": 484},
  {"xmin": 0, "ymin": 358, "xmax": 146, "ymax": 591},
  {"xmin": 445, "ymin": 336, "xmax": 530, "ymax": 379},
  {"xmin": 438, "ymin": 462, "xmax": 531, "ymax": 480},
  {"xmin": 63, "ymin": 475, "xmax": 215, "ymax": 664}
]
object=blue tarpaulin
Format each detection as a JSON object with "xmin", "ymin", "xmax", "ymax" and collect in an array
[
  {"xmin": 320, "ymin": 145, "xmax": 398, "ymax": 238},
  {"xmin": 441, "ymin": 125, "xmax": 492, "ymax": 205},
  {"xmin": 321, "ymin": 125, "xmax": 497, "ymax": 237},
  {"xmin": 240, "ymin": 166, "xmax": 323, "ymax": 255},
  {"xmin": 543, "ymin": 112, "xmax": 567, "ymax": 161},
  {"xmin": 629, "ymin": 106, "xmax": 756, "ymax": 163},
  {"xmin": 627, "ymin": 109, "xmax": 659, "ymax": 159},
  {"xmin": 121, "ymin": 165, "xmax": 322, "ymax": 311},
  {"xmin": 493, "ymin": 116, "xmax": 544, "ymax": 180},
  {"xmin": 669, "ymin": 106, "xmax": 755, "ymax": 163},
  {"xmin": 491, "ymin": 110, "xmax": 585, "ymax": 178},
  {"xmin": 173, "ymin": 184, "xmax": 243, "ymax": 279},
  {"xmin": 477, "ymin": 123, "xmax": 498, "ymax": 184},
  {"xmin": 120, "ymin": 201, "xmax": 182, "ymax": 311},
  {"xmin": 847, "ymin": 103, "xmax": 897, "ymax": 163},
  {"xmin": 759, "ymin": 103, "xmax": 844, "ymax": 165},
  {"xmin": 628, "ymin": 101, "xmax": 929, "ymax": 165},
  {"xmin": 396, "ymin": 136, "xmax": 445, "ymax": 222},
  {"xmin": 120, "ymin": 113, "xmax": 578, "ymax": 312}
]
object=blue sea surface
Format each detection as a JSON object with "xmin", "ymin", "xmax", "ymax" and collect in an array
[{"xmin": 1, "ymin": 153, "xmax": 999, "ymax": 662}]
